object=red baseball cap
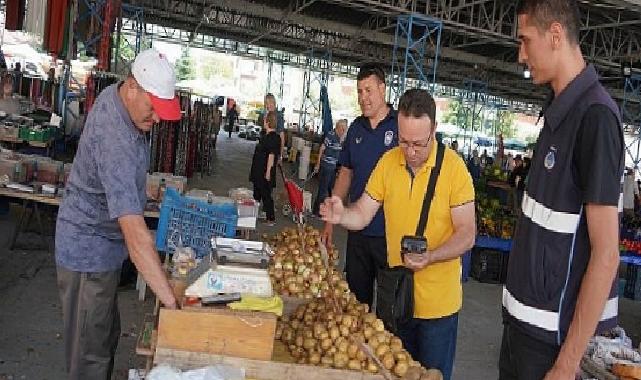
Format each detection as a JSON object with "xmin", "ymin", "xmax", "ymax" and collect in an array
[{"xmin": 132, "ymin": 49, "xmax": 182, "ymax": 121}]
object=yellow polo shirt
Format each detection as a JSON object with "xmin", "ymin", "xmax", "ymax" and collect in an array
[{"xmin": 365, "ymin": 143, "xmax": 474, "ymax": 319}]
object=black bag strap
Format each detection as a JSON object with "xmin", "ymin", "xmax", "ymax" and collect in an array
[{"xmin": 415, "ymin": 142, "xmax": 446, "ymax": 236}]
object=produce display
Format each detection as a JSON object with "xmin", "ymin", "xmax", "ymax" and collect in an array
[
  {"xmin": 265, "ymin": 226, "xmax": 443, "ymax": 380},
  {"xmin": 476, "ymin": 195, "xmax": 515, "ymax": 240},
  {"xmin": 265, "ymin": 226, "xmax": 340, "ymax": 299}
]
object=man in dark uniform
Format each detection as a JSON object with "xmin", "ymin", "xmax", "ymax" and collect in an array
[
  {"xmin": 321, "ymin": 64, "xmax": 398, "ymax": 309},
  {"xmin": 500, "ymin": 1, "xmax": 623, "ymax": 379}
]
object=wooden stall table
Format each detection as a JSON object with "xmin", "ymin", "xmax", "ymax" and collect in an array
[{"xmin": 0, "ymin": 187, "xmax": 160, "ymax": 252}]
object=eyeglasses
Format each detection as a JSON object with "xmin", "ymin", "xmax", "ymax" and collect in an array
[{"xmin": 399, "ymin": 136, "xmax": 432, "ymax": 151}]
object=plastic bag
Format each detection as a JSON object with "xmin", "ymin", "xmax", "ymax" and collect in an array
[{"xmin": 147, "ymin": 364, "xmax": 245, "ymax": 380}]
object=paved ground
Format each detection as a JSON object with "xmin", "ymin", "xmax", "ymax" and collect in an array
[{"xmin": 0, "ymin": 133, "xmax": 639, "ymax": 380}]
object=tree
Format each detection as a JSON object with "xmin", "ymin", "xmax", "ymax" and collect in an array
[
  {"xmin": 495, "ymin": 110, "xmax": 516, "ymax": 139},
  {"xmin": 444, "ymin": 99, "xmax": 517, "ymax": 139},
  {"xmin": 175, "ymin": 47, "xmax": 195, "ymax": 81}
]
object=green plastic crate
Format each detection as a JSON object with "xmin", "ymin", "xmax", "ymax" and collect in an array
[
  {"xmin": 18, "ymin": 127, "xmax": 30, "ymax": 140},
  {"xmin": 27, "ymin": 128, "xmax": 52, "ymax": 142}
]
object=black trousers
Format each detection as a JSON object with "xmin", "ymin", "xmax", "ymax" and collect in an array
[
  {"xmin": 57, "ymin": 266, "xmax": 121, "ymax": 380},
  {"xmin": 253, "ymin": 179, "xmax": 275, "ymax": 222},
  {"xmin": 499, "ymin": 323, "xmax": 561, "ymax": 380},
  {"xmin": 345, "ymin": 231, "xmax": 388, "ymax": 308}
]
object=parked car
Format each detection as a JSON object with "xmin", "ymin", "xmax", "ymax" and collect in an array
[{"xmin": 246, "ymin": 125, "xmax": 262, "ymax": 141}]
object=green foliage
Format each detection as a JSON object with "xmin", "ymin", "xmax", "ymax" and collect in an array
[
  {"xmin": 444, "ymin": 99, "xmax": 517, "ymax": 139},
  {"xmin": 175, "ymin": 47, "xmax": 195, "ymax": 81},
  {"xmin": 198, "ymin": 56, "xmax": 233, "ymax": 80}
]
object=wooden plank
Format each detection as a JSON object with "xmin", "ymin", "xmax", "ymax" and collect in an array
[
  {"xmin": 154, "ymin": 348, "xmax": 386, "ymax": 380},
  {"xmin": 0, "ymin": 136, "xmax": 24, "ymax": 143},
  {"xmin": 157, "ymin": 308, "xmax": 277, "ymax": 361},
  {"xmin": 135, "ymin": 314, "xmax": 157, "ymax": 357},
  {"xmin": 27, "ymin": 140, "xmax": 52, "ymax": 148}
]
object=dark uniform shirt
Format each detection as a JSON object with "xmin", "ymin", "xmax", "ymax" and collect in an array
[
  {"xmin": 339, "ymin": 108, "xmax": 398, "ymax": 237},
  {"xmin": 503, "ymin": 65, "xmax": 623, "ymax": 345}
]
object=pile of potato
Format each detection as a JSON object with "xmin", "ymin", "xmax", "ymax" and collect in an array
[
  {"xmin": 265, "ymin": 226, "xmax": 341, "ymax": 299},
  {"xmin": 265, "ymin": 226, "xmax": 442, "ymax": 380}
]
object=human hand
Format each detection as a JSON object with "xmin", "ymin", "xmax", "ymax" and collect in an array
[
  {"xmin": 320, "ymin": 222, "xmax": 334, "ymax": 248},
  {"xmin": 161, "ymin": 292, "xmax": 178, "ymax": 309},
  {"xmin": 320, "ymin": 196, "xmax": 344, "ymax": 225},
  {"xmin": 543, "ymin": 364, "xmax": 579, "ymax": 380},
  {"xmin": 265, "ymin": 171, "xmax": 271, "ymax": 181},
  {"xmin": 403, "ymin": 251, "xmax": 432, "ymax": 271}
]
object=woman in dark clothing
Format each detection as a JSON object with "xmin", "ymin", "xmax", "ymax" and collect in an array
[
  {"xmin": 249, "ymin": 111, "xmax": 281, "ymax": 226},
  {"xmin": 227, "ymin": 103, "xmax": 238, "ymax": 138},
  {"xmin": 509, "ymin": 156, "xmax": 530, "ymax": 214}
]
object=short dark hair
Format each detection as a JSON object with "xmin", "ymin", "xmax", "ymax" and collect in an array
[
  {"xmin": 517, "ymin": 0, "xmax": 582, "ymax": 45},
  {"xmin": 265, "ymin": 93, "xmax": 275, "ymax": 102},
  {"xmin": 357, "ymin": 64, "xmax": 385, "ymax": 83},
  {"xmin": 398, "ymin": 89, "xmax": 437, "ymax": 126},
  {"xmin": 265, "ymin": 111, "xmax": 277, "ymax": 130}
]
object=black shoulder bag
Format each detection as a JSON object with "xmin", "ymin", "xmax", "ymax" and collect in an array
[{"xmin": 375, "ymin": 142, "xmax": 446, "ymax": 334}]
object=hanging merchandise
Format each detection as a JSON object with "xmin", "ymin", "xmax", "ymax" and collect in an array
[
  {"xmin": 5, "ymin": 0, "xmax": 26, "ymax": 31},
  {"xmin": 84, "ymin": 71, "xmax": 120, "ymax": 114},
  {"xmin": 24, "ymin": 0, "xmax": 47, "ymax": 38},
  {"xmin": 149, "ymin": 93, "xmax": 218, "ymax": 178},
  {"xmin": 43, "ymin": 0, "xmax": 69, "ymax": 56}
]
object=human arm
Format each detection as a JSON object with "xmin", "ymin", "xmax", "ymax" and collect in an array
[
  {"xmin": 321, "ymin": 166, "xmax": 353, "ymax": 246},
  {"xmin": 119, "ymin": 215, "xmax": 177, "ymax": 308},
  {"xmin": 404, "ymin": 202, "xmax": 476, "ymax": 270},
  {"xmin": 279, "ymin": 131, "xmax": 285, "ymax": 163},
  {"xmin": 266, "ymin": 153, "xmax": 275, "ymax": 180},
  {"xmin": 320, "ymin": 193, "xmax": 381, "ymax": 231},
  {"xmin": 315, "ymin": 144, "xmax": 326, "ymax": 171}
]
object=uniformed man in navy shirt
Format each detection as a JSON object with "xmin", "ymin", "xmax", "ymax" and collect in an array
[
  {"xmin": 321, "ymin": 65, "xmax": 398, "ymax": 308},
  {"xmin": 500, "ymin": 1, "xmax": 623, "ymax": 379}
]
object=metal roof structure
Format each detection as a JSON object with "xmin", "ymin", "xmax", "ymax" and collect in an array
[{"xmin": 122, "ymin": 0, "xmax": 641, "ymax": 110}]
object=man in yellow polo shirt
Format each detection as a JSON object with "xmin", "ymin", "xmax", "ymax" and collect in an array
[{"xmin": 321, "ymin": 89, "xmax": 476, "ymax": 380}]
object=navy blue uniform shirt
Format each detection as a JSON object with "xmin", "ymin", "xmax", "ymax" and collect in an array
[{"xmin": 339, "ymin": 108, "xmax": 398, "ymax": 237}]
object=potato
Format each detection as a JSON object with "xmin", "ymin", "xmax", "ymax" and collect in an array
[
  {"xmin": 421, "ymin": 369, "xmax": 444, "ymax": 380},
  {"xmin": 320, "ymin": 355, "xmax": 333, "ymax": 367},
  {"xmin": 363, "ymin": 313, "xmax": 377, "ymax": 325},
  {"xmin": 394, "ymin": 351, "xmax": 409, "ymax": 362},
  {"xmin": 320, "ymin": 338, "xmax": 333, "ymax": 351},
  {"xmin": 295, "ymin": 335, "xmax": 304, "ymax": 348},
  {"xmin": 391, "ymin": 337, "xmax": 404, "ymax": 352},
  {"xmin": 329, "ymin": 326, "xmax": 340, "ymax": 340},
  {"xmin": 366, "ymin": 361, "xmax": 379, "ymax": 374},
  {"xmin": 347, "ymin": 359, "xmax": 362, "ymax": 371},
  {"xmin": 339, "ymin": 325, "xmax": 351, "ymax": 337},
  {"xmin": 303, "ymin": 330, "xmax": 314, "ymax": 339},
  {"xmin": 375, "ymin": 344, "xmax": 390, "ymax": 358},
  {"xmin": 303, "ymin": 338, "xmax": 316, "ymax": 351},
  {"xmin": 308, "ymin": 352, "xmax": 321, "ymax": 365},
  {"xmin": 372, "ymin": 319, "xmax": 385, "ymax": 332},
  {"xmin": 402, "ymin": 366, "xmax": 422, "ymax": 380},
  {"xmin": 356, "ymin": 349, "xmax": 367, "ymax": 361},
  {"xmin": 363, "ymin": 326, "xmax": 375, "ymax": 339},
  {"xmin": 394, "ymin": 361, "xmax": 410, "ymax": 377},
  {"xmin": 337, "ymin": 339, "xmax": 349, "ymax": 353},
  {"xmin": 382, "ymin": 352, "xmax": 395, "ymax": 370},
  {"xmin": 347, "ymin": 343, "xmax": 359, "ymax": 359},
  {"xmin": 333, "ymin": 352, "xmax": 349, "ymax": 369}
]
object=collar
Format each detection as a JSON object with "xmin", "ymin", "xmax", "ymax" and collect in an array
[
  {"xmin": 398, "ymin": 140, "xmax": 437, "ymax": 175},
  {"xmin": 544, "ymin": 64, "xmax": 599, "ymax": 132},
  {"xmin": 113, "ymin": 82, "xmax": 144, "ymax": 140},
  {"xmin": 357, "ymin": 106, "xmax": 397, "ymax": 131}
]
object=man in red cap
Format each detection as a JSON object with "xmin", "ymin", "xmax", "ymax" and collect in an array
[{"xmin": 55, "ymin": 48, "xmax": 181, "ymax": 380}]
